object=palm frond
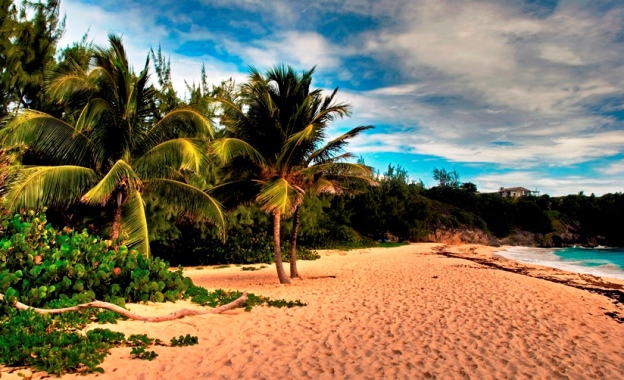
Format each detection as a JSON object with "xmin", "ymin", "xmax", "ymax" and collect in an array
[
  {"xmin": 0, "ymin": 110, "xmax": 92, "ymax": 166},
  {"xmin": 300, "ymin": 162, "xmax": 375, "ymax": 183},
  {"xmin": 82, "ymin": 160, "xmax": 141, "ymax": 205},
  {"xmin": 3, "ymin": 165, "xmax": 98, "ymax": 211},
  {"xmin": 120, "ymin": 191, "xmax": 150, "ymax": 257},
  {"xmin": 145, "ymin": 179, "xmax": 226, "ymax": 236},
  {"xmin": 210, "ymin": 138, "xmax": 267, "ymax": 166},
  {"xmin": 214, "ymin": 97, "xmax": 245, "ymax": 118},
  {"xmin": 306, "ymin": 125, "xmax": 374, "ymax": 165},
  {"xmin": 256, "ymin": 177, "xmax": 304, "ymax": 216},
  {"xmin": 127, "ymin": 56, "xmax": 152, "ymax": 129},
  {"xmin": 74, "ymin": 98, "xmax": 114, "ymax": 133},
  {"xmin": 277, "ymin": 122, "xmax": 318, "ymax": 170},
  {"xmin": 134, "ymin": 138, "xmax": 209, "ymax": 179},
  {"xmin": 142, "ymin": 107, "xmax": 214, "ymax": 150},
  {"xmin": 309, "ymin": 178, "xmax": 342, "ymax": 195},
  {"xmin": 46, "ymin": 73, "xmax": 93, "ymax": 103}
]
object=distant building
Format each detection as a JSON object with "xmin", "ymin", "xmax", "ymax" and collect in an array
[{"xmin": 497, "ymin": 187, "xmax": 537, "ymax": 197}]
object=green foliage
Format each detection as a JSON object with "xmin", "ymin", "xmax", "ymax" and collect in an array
[
  {"xmin": 0, "ymin": 308, "xmax": 123, "ymax": 375},
  {"xmin": 126, "ymin": 334, "xmax": 155, "ymax": 347},
  {"xmin": 0, "ymin": 210, "xmax": 192, "ymax": 308},
  {"xmin": 127, "ymin": 334, "xmax": 160, "ymax": 361},
  {"xmin": 170, "ymin": 334, "xmax": 198, "ymax": 347},
  {"xmin": 432, "ymin": 167, "xmax": 460, "ymax": 188},
  {"xmin": 185, "ymin": 285, "xmax": 306, "ymax": 312},
  {"xmin": 130, "ymin": 346, "xmax": 158, "ymax": 361},
  {"xmin": 151, "ymin": 204, "xmax": 318, "ymax": 265},
  {"xmin": 1, "ymin": 34, "xmax": 223, "ymax": 256},
  {"xmin": 377, "ymin": 242, "xmax": 409, "ymax": 248},
  {"xmin": 0, "ymin": 0, "xmax": 65, "ymax": 116}
]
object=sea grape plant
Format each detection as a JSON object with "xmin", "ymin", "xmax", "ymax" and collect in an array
[{"xmin": 0, "ymin": 210, "xmax": 191, "ymax": 308}]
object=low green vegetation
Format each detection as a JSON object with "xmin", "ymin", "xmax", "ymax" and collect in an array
[
  {"xmin": 0, "ymin": 210, "xmax": 191, "ymax": 308},
  {"xmin": 0, "ymin": 309, "xmax": 124, "ymax": 375},
  {"xmin": 170, "ymin": 334, "xmax": 199, "ymax": 347},
  {"xmin": 127, "ymin": 334, "xmax": 160, "ymax": 361},
  {"xmin": 377, "ymin": 242, "xmax": 410, "ymax": 248},
  {"xmin": 241, "ymin": 266, "xmax": 262, "ymax": 271},
  {"xmin": 0, "ymin": 211, "xmax": 305, "ymax": 376},
  {"xmin": 185, "ymin": 286, "xmax": 306, "ymax": 312}
]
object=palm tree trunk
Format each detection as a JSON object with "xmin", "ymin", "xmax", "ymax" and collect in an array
[
  {"xmin": 289, "ymin": 205, "xmax": 301, "ymax": 279},
  {"xmin": 273, "ymin": 210, "xmax": 291, "ymax": 284},
  {"xmin": 111, "ymin": 192, "xmax": 123, "ymax": 240}
]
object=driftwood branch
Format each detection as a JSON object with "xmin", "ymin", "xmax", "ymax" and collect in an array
[{"xmin": 0, "ymin": 292, "xmax": 248, "ymax": 322}]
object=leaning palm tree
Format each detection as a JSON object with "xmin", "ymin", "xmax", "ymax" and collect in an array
[
  {"xmin": 217, "ymin": 65, "xmax": 375, "ymax": 283},
  {"xmin": 0, "ymin": 34, "xmax": 224, "ymax": 256}
]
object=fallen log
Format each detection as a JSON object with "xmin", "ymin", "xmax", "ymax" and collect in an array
[{"xmin": 0, "ymin": 292, "xmax": 248, "ymax": 322}]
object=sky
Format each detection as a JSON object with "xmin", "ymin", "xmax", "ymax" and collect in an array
[{"xmin": 57, "ymin": 0, "xmax": 624, "ymax": 196}]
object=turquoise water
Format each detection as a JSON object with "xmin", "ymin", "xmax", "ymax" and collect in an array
[
  {"xmin": 495, "ymin": 246, "xmax": 624, "ymax": 280},
  {"xmin": 555, "ymin": 247, "xmax": 624, "ymax": 269}
]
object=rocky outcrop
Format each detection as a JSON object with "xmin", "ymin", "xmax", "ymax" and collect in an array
[
  {"xmin": 426, "ymin": 226, "xmax": 498, "ymax": 246},
  {"xmin": 416, "ymin": 223, "xmax": 609, "ymax": 248},
  {"xmin": 497, "ymin": 227, "xmax": 608, "ymax": 248}
]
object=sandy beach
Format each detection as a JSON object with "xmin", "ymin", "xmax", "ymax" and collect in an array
[{"xmin": 3, "ymin": 243, "xmax": 624, "ymax": 379}]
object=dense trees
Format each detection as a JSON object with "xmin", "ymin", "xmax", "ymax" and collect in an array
[
  {"xmin": 0, "ymin": 0, "xmax": 64, "ymax": 117},
  {"xmin": 0, "ymin": 35, "xmax": 224, "ymax": 256}
]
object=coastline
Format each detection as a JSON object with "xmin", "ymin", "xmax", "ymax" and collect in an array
[
  {"xmin": 439, "ymin": 244, "xmax": 624, "ymax": 310},
  {"xmin": 2, "ymin": 243, "xmax": 623, "ymax": 379},
  {"xmin": 494, "ymin": 245, "xmax": 624, "ymax": 281}
]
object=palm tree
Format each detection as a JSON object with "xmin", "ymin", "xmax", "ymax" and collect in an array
[
  {"xmin": 0, "ymin": 34, "xmax": 224, "ymax": 256},
  {"xmin": 286, "ymin": 126, "xmax": 375, "ymax": 278},
  {"xmin": 217, "ymin": 65, "xmax": 375, "ymax": 283}
]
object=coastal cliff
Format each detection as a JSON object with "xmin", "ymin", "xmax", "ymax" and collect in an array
[
  {"xmin": 426, "ymin": 226, "xmax": 498, "ymax": 246},
  {"xmin": 424, "ymin": 224, "xmax": 609, "ymax": 248}
]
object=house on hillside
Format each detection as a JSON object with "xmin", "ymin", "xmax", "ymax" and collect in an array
[{"xmin": 497, "ymin": 187, "xmax": 538, "ymax": 197}]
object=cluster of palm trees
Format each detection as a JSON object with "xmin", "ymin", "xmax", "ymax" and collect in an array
[{"xmin": 0, "ymin": 35, "xmax": 374, "ymax": 284}]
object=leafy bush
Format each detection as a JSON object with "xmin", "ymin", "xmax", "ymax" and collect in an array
[
  {"xmin": 0, "ymin": 308, "xmax": 125, "ymax": 375},
  {"xmin": 0, "ymin": 210, "xmax": 191, "ymax": 308}
]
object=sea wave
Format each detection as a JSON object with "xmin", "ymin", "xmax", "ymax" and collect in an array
[{"xmin": 495, "ymin": 246, "xmax": 624, "ymax": 280}]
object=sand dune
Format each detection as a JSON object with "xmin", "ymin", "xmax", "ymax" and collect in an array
[{"xmin": 4, "ymin": 243, "xmax": 624, "ymax": 379}]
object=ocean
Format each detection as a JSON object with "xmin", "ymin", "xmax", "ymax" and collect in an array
[{"xmin": 495, "ymin": 246, "xmax": 624, "ymax": 280}]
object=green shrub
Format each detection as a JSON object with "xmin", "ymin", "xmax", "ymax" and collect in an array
[
  {"xmin": 0, "ymin": 210, "xmax": 191, "ymax": 308},
  {"xmin": 0, "ymin": 308, "xmax": 124, "ymax": 375}
]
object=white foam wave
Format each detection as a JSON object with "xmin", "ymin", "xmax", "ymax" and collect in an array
[{"xmin": 495, "ymin": 246, "xmax": 624, "ymax": 280}]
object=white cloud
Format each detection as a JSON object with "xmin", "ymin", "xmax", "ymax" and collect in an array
[
  {"xmin": 540, "ymin": 45, "xmax": 585, "ymax": 66},
  {"xmin": 57, "ymin": 0, "xmax": 624, "ymax": 195},
  {"xmin": 599, "ymin": 162, "xmax": 624, "ymax": 175}
]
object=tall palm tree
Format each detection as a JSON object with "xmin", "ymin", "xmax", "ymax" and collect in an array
[
  {"xmin": 217, "ymin": 65, "xmax": 375, "ymax": 283},
  {"xmin": 286, "ymin": 126, "xmax": 376, "ymax": 278},
  {"xmin": 0, "ymin": 34, "xmax": 224, "ymax": 256}
]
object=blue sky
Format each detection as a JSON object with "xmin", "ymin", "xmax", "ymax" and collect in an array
[{"xmin": 58, "ymin": 0, "xmax": 624, "ymax": 195}]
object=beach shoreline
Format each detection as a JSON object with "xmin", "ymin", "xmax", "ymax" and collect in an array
[{"xmin": 3, "ymin": 243, "xmax": 623, "ymax": 379}]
